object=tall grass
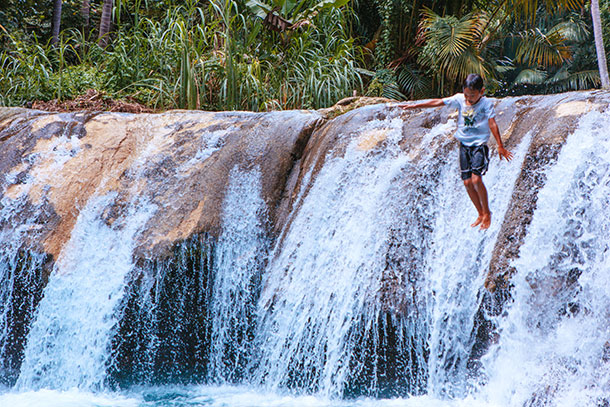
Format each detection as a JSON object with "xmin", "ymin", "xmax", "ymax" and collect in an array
[{"xmin": 0, "ymin": 0, "xmax": 364, "ymax": 111}]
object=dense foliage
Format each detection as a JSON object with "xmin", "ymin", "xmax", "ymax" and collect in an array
[{"xmin": 0, "ymin": 0, "xmax": 608, "ymax": 110}]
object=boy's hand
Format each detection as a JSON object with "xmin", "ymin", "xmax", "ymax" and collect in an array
[
  {"xmin": 398, "ymin": 103, "xmax": 418, "ymax": 110},
  {"xmin": 399, "ymin": 99, "xmax": 445, "ymax": 109},
  {"xmin": 498, "ymin": 146, "xmax": 513, "ymax": 161}
]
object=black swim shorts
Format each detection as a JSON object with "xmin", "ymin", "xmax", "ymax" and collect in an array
[{"xmin": 459, "ymin": 143, "xmax": 489, "ymax": 180}]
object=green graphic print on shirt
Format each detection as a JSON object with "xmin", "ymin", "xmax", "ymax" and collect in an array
[{"xmin": 462, "ymin": 107, "xmax": 476, "ymax": 127}]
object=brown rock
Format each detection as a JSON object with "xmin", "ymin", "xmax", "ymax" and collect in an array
[
  {"xmin": 0, "ymin": 108, "xmax": 322, "ymax": 264},
  {"xmin": 485, "ymin": 92, "xmax": 607, "ymax": 292}
]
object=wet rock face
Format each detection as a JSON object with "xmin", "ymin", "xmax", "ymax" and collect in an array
[
  {"xmin": 2, "ymin": 91, "xmax": 608, "ymax": 295},
  {"xmin": 1, "ymin": 91, "xmax": 610, "ymax": 395},
  {"xmin": 486, "ymin": 92, "xmax": 608, "ymax": 292},
  {"xmin": 1, "ymin": 92, "xmax": 609, "ymax": 283},
  {"xmin": 0, "ymin": 109, "xmax": 322, "ymax": 261}
]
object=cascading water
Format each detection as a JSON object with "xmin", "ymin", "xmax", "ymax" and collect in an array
[
  {"xmin": 425, "ymin": 128, "xmax": 533, "ymax": 398},
  {"xmin": 1, "ymin": 95, "xmax": 609, "ymax": 407},
  {"xmin": 104, "ymin": 165, "xmax": 270, "ymax": 389},
  {"xmin": 207, "ymin": 166, "xmax": 269, "ymax": 382},
  {"xmin": 0, "ymin": 251, "xmax": 49, "ymax": 388},
  {"xmin": 0, "ymin": 118, "xmax": 90, "ymax": 389},
  {"xmin": 251, "ymin": 109, "xmax": 456, "ymax": 397},
  {"xmin": 9, "ymin": 117, "xmax": 159, "ymax": 390},
  {"xmin": 475, "ymin": 106, "xmax": 610, "ymax": 406},
  {"xmin": 16, "ymin": 193, "xmax": 155, "ymax": 390}
]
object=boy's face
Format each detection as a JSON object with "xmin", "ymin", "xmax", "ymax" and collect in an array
[{"xmin": 463, "ymin": 87, "xmax": 484, "ymax": 105}]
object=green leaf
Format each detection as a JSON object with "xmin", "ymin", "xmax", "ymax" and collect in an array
[
  {"xmin": 245, "ymin": 0, "xmax": 274, "ymax": 19},
  {"xmin": 513, "ymin": 68, "xmax": 547, "ymax": 85}
]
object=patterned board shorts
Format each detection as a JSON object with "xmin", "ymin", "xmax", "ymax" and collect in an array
[{"xmin": 459, "ymin": 143, "xmax": 489, "ymax": 180}]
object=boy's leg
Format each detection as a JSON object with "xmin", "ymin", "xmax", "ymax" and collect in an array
[
  {"xmin": 461, "ymin": 144, "xmax": 486, "ymax": 227},
  {"xmin": 463, "ymin": 177, "xmax": 485, "ymax": 227},
  {"xmin": 460, "ymin": 144, "xmax": 491, "ymax": 229},
  {"xmin": 471, "ymin": 174, "xmax": 491, "ymax": 229}
]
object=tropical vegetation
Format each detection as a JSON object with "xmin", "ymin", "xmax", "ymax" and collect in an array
[{"xmin": 0, "ymin": 0, "xmax": 608, "ymax": 111}]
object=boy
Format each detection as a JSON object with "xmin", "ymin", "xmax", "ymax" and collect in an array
[{"xmin": 399, "ymin": 74, "xmax": 513, "ymax": 230}]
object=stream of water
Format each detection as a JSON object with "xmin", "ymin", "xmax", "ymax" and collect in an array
[{"xmin": 1, "ymin": 104, "xmax": 609, "ymax": 406}]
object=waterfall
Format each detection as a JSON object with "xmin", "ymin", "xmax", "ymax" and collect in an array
[
  {"xmin": 1, "ymin": 94, "xmax": 610, "ymax": 406},
  {"xmin": 425, "ymin": 126, "xmax": 532, "ymax": 398},
  {"xmin": 0, "ymin": 182, "xmax": 50, "ymax": 387},
  {"xmin": 15, "ymin": 193, "xmax": 155, "ymax": 390},
  {"xmin": 252, "ymin": 109, "xmax": 453, "ymax": 397},
  {"xmin": 0, "ymin": 250, "xmax": 49, "ymax": 388},
  {"xmin": 104, "ymin": 165, "xmax": 270, "ymax": 388},
  {"xmin": 207, "ymin": 166, "xmax": 269, "ymax": 382},
  {"xmin": 478, "ymin": 107, "xmax": 610, "ymax": 406}
]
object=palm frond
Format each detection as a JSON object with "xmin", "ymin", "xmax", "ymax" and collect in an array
[
  {"xmin": 495, "ymin": 57, "xmax": 516, "ymax": 74},
  {"xmin": 513, "ymin": 68, "xmax": 547, "ymax": 85},
  {"xmin": 396, "ymin": 64, "xmax": 432, "ymax": 99},
  {"xmin": 421, "ymin": 8, "xmax": 481, "ymax": 58},
  {"xmin": 546, "ymin": 69, "xmax": 600, "ymax": 92},
  {"xmin": 440, "ymin": 47, "xmax": 489, "ymax": 82},
  {"xmin": 507, "ymin": 0, "xmax": 585, "ymax": 22},
  {"xmin": 382, "ymin": 82, "xmax": 407, "ymax": 100},
  {"xmin": 417, "ymin": 8, "xmax": 490, "ymax": 92},
  {"xmin": 549, "ymin": 16, "xmax": 589, "ymax": 43},
  {"xmin": 514, "ymin": 28, "xmax": 571, "ymax": 68}
]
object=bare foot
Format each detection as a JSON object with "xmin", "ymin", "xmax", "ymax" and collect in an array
[
  {"xmin": 471, "ymin": 215, "xmax": 483, "ymax": 227},
  {"xmin": 479, "ymin": 212, "xmax": 491, "ymax": 230}
]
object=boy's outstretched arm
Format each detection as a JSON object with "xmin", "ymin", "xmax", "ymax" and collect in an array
[
  {"xmin": 399, "ymin": 99, "xmax": 445, "ymax": 109},
  {"xmin": 489, "ymin": 117, "xmax": 513, "ymax": 161}
]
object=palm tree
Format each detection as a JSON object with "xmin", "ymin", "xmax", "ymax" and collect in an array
[
  {"xmin": 51, "ymin": 0, "xmax": 62, "ymax": 45},
  {"xmin": 510, "ymin": 0, "xmax": 608, "ymax": 89},
  {"xmin": 591, "ymin": 0, "xmax": 610, "ymax": 88},
  {"xmin": 98, "ymin": 0, "xmax": 113, "ymax": 48},
  {"xmin": 414, "ymin": 1, "xmax": 595, "ymax": 95},
  {"xmin": 81, "ymin": 0, "xmax": 91, "ymax": 39},
  {"xmin": 417, "ymin": 9, "xmax": 489, "ymax": 93}
]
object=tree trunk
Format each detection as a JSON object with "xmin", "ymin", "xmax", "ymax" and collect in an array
[
  {"xmin": 98, "ymin": 0, "xmax": 114, "ymax": 48},
  {"xmin": 81, "ymin": 0, "xmax": 90, "ymax": 39},
  {"xmin": 591, "ymin": 0, "xmax": 610, "ymax": 88},
  {"xmin": 51, "ymin": 0, "xmax": 62, "ymax": 45}
]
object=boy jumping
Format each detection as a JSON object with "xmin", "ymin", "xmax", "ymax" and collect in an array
[{"xmin": 399, "ymin": 74, "xmax": 513, "ymax": 230}]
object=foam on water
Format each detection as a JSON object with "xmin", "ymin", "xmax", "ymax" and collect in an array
[{"xmin": 0, "ymin": 388, "xmax": 139, "ymax": 407}]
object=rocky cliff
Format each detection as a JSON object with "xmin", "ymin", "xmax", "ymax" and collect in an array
[
  {"xmin": 1, "ymin": 90, "xmax": 609, "ymax": 397},
  {"xmin": 2, "ymin": 92, "xmax": 607, "ymax": 274}
]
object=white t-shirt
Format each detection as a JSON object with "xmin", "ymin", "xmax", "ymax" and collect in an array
[{"xmin": 443, "ymin": 93, "xmax": 496, "ymax": 147}]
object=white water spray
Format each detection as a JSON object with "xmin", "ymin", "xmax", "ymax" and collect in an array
[
  {"xmin": 16, "ymin": 193, "xmax": 155, "ymax": 390},
  {"xmin": 253, "ymin": 109, "xmax": 451, "ymax": 396},
  {"xmin": 426, "ymin": 124, "xmax": 532, "ymax": 397},
  {"xmin": 207, "ymin": 166, "xmax": 269, "ymax": 381},
  {"xmin": 477, "ymin": 107, "xmax": 610, "ymax": 406}
]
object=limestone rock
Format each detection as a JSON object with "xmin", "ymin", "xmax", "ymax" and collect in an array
[{"xmin": 0, "ymin": 108, "xmax": 322, "ymax": 263}]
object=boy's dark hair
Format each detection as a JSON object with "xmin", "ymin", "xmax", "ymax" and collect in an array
[{"xmin": 463, "ymin": 74, "xmax": 484, "ymax": 91}]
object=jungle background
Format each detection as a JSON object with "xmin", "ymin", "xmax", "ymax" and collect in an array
[{"xmin": 0, "ymin": 0, "xmax": 609, "ymax": 111}]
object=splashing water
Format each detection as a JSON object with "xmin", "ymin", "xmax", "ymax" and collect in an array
[
  {"xmin": 252, "ymin": 112, "xmax": 452, "ymax": 397},
  {"xmin": 15, "ymin": 193, "xmax": 156, "ymax": 390},
  {"xmin": 207, "ymin": 166, "xmax": 270, "ymax": 382},
  {"xmin": 1, "ymin": 99, "xmax": 610, "ymax": 406},
  {"xmin": 477, "ymin": 107, "xmax": 610, "ymax": 406},
  {"xmin": 426, "ymin": 129, "xmax": 533, "ymax": 398}
]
